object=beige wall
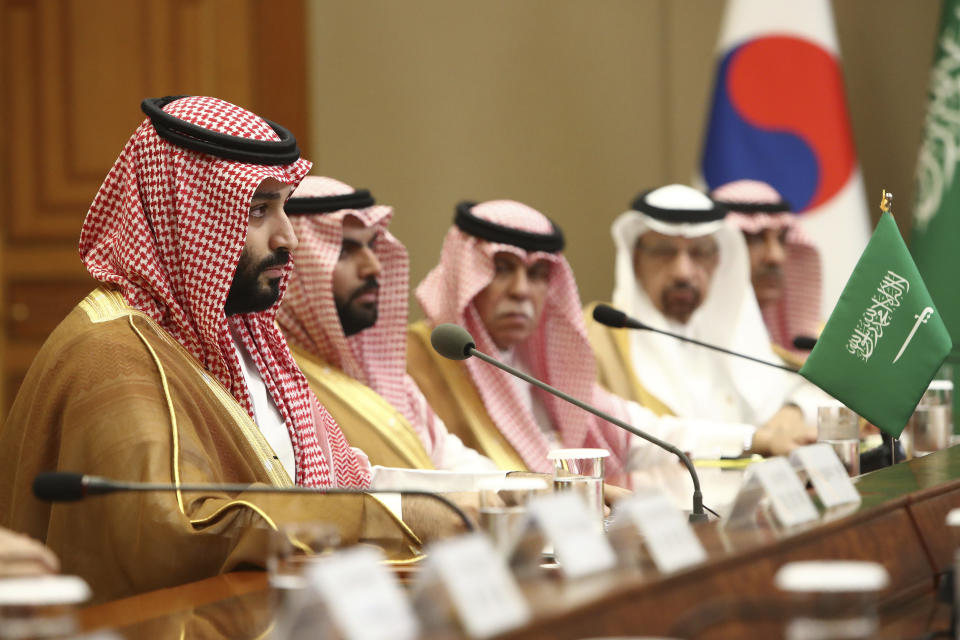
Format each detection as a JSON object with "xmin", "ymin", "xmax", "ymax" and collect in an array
[{"xmin": 305, "ymin": 0, "xmax": 942, "ymax": 312}]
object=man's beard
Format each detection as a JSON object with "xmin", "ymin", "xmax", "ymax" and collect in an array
[
  {"xmin": 660, "ymin": 281, "xmax": 702, "ymax": 323},
  {"xmin": 336, "ymin": 277, "xmax": 380, "ymax": 337},
  {"xmin": 224, "ymin": 249, "xmax": 290, "ymax": 316}
]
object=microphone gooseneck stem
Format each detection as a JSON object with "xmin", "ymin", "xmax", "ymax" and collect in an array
[
  {"xmin": 84, "ymin": 478, "xmax": 474, "ymax": 531},
  {"xmin": 642, "ymin": 325, "xmax": 798, "ymax": 373},
  {"xmin": 469, "ymin": 349, "xmax": 708, "ymax": 523}
]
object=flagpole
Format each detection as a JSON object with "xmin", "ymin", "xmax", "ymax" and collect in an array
[{"xmin": 880, "ymin": 189, "xmax": 900, "ymax": 468}]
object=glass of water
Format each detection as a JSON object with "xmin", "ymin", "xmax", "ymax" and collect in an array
[
  {"xmin": 817, "ymin": 404, "xmax": 860, "ymax": 476},
  {"xmin": 478, "ymin": 476, "xmax": 550, "ymax": 555},
  {"xmin": 546, "ymin": 448, "xmax": 609, "ymax": 532},
  {"xmin": 903, "ymin": 380, "xmax": 953, "ymax": 458}
]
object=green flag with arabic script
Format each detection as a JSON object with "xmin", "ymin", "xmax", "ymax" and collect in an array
[
  {"xmin": 912, "ymin": 0, "xmax": 960, "ymax": 430},
  {"xmin": 799, "ymin": 212, "xmax": 953, "ymax": 437}
]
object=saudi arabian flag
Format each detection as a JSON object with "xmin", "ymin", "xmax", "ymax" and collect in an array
[
  {"xmin": 912, "ymin": 0, "xmax": 960, "ymax": 431},
  {"xmin": 799, "ymin": 212, "xmax": 953, "ymax": 437}
]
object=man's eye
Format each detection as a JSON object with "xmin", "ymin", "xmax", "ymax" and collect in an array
[
  {"xmin": 647, "ymin": 246, "xmax": 677, "ymax": 259},
  {"xmin": 250, "ymin": 204, "xmax": 268, "ymax": 218},
  {"xmin": 529, "ymin": 265, "xmax": 551, "ymax": 281}
]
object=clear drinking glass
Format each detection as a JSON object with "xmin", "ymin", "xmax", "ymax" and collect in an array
[
  {"xmin": 546, "ymin": 448, "xmax": 609, "ymax": 532},
  {"xmin": 817, "ymin": 404, "xmax": 860, "ymax": 476},
  {"xmin": 478, "ymin": 476, "xmax": 550, "ymax": 555},
  {"xmin": 0, "ymin": 575, "xmax": 91, "ymax": 640},
  {"xmin": 904, "ymin": 380, "xmax": 953, "ymax": 457},
  {"xmin": 776, "ymin": 560, "xmax": 889, "ymax": 640}
]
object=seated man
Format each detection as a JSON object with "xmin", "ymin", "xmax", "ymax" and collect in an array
[
  {"xmin": 0, "ymin": 97, "xmax": 417, "ymax": 602},
  {"xmin": 711, "ymin": 179, "xmax": 822, "ymax": 364},
  {"xmin": 409, "ymin": 200, "xmax": 638, "ymax": 482},
  {"xmin": 278, "ymin": 176, "xmax": 494, "ymax": 471},
  {"xmin": 587, "ymin": 184, "xmax": 824, "ymax": 457},
  {"xmin": 408, "ymin": 199, "xmax": 764, "ymax": 486}
]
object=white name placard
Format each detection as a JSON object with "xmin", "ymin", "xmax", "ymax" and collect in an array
[
  {"xmin": 615, "ymin": 489, "xmax": 707, "ymax": 573},
  {"xmin": 424, "ymin": 533, "xmax": 530, "ymax": 638},
  {"xmin": 527, "ymin": 492, "xmax": 617, "ymax": 578},
  {"xmin": 306, "ymin": 546, "xmax": 419, "ymax": 640},
  {"xmin": 791, "ymin": 443, "xmax": 861, "ymax": 508},
  {"xmin": 751, "ymin": 456, "xmax": 820, "ymax": 528}
]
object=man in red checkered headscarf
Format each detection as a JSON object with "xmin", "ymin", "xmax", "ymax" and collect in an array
[
  {"xmin": 711, "ymin": 179, "xmax": 823, "ymax": 364},
  {"xmin": 278, "ymin": 176, "xmax": 494, "ymax": 471},
  {"xmin": 409, "ymin": 199, "xmax": 699, "ymax": 484},
  {"xmin": 0, "ymin": 97, "xmax": 417, "ymax": 603}
]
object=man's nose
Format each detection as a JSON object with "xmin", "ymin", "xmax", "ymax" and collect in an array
[
  {"xmin": 270, "ymin": 211, "xmax": 299, "ymax": 253},
  {"xmin": 358, "ymin": 246, "xmax": 382, "ymax": 278},
  {"xmin": 670, "ymin": 249, "xmax": 697, "ymax": 280},
  {"xmin": 507, "ymin": 269, "xmax": 530, "ymax": 297},
  {"xmin": 762, "ymin": 231, "xmax": 786, "ymax": 265}
]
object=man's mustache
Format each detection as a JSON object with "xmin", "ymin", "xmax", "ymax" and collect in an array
[
  {"xmin": 257, "ymin": 250, "xmax": 291, "ymax": 272},
  {"xmin": 664, "ymin": 281, "xmax": 699, "ymax": 295},
  {"xmin": 498, "ymin": 300, "xmax": 535, "ymax": 319},
  {"xmin": 755, "ymin": 265, "xmax": 784, "ymax": 279},
  {"xmin": 348, "ymin": 277, "xmax": 380, "ymax": 303}
]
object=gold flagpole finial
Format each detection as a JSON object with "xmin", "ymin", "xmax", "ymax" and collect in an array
[{"xmin": 880, "ymin": 189, "xmax": 894, "ymax": 215}]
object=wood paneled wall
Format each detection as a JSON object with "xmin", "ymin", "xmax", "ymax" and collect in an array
[{"xmin": 0, "ymin": 0, "xmax": 308, "ymax": 418}]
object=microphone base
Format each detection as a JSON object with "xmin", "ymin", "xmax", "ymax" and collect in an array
[{"xmin": 688, "ymin": 490, "xmax": 709, "ymax": 523}]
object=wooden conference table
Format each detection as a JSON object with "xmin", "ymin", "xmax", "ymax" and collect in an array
[{"xmin": 79, "ymin": 447, "xmax": 960, "ymax": 639}]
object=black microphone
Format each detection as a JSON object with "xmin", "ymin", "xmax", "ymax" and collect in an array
[
  {"xmin": 430, "ymin": 323, "xmax": 709, "ymax": 523},
  {"xmin": 592, "ymin": 304, "xmax": 799, "ymax": 373},
  {"xmin": 792, "ymin": 336, "xmax": 817, "ymax": 351},
  {"xmin": 32, "ymin": 472, "xmax": 474, "ymax": 531}
]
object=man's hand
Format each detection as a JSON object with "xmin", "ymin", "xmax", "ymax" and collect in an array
[
  {"xmin": 0, "ymin": 527, "xmax": 59, "ymax": 577},
  {"xmin": 751, "ymin": 405, "xmax": 816, "ymax": 456},
  {"xmin": 401, "ymin": 492, "xmax": 480, "ymax": 543},
  {"xmin": 603, "ymin": 483, "xmax": 632, "ymax": 509}
]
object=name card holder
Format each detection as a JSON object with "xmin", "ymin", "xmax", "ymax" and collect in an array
[
  {"xmin": 412, "ymin": 533, "xmax": 530, "ymax": 639},
  {"xmin": 790, "ymin": 442, "xmax": 862, "ymax": 509},
  {"xmin": 723, "ymin": 456, "xmax": 820, "ymax": 531},
  {"xmin": 524, "ymin": 492, "xmax": 617, "ymax": 579},
  {"xmin": 610, "ymin": 489, "xmax": 708, "ymax": 574},
  {"xmin": 302, "ymin": 546, "xmax": 419, "ymax": 640}
]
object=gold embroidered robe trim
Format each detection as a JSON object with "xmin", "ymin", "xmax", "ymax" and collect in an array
[
  {"xmin": 290, "ymin": 345, "xmax": 434, "ymax": 469},
  {"xmin": 0, "ymin": 287, "xmax": 420, "ymax": 603},
  {"xmin": 406, "ymin": 320, "xmax": 527, "ymax": 471}
]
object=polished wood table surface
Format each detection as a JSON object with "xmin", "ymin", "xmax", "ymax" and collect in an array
[{"xmin": 78, "ymin": 447, "xmax": 960, "ymax": 639}]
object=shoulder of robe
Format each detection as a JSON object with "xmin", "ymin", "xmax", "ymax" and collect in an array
[{"xmin": 37, "ymin": 287, "xmax": 182, "ymax": 377}]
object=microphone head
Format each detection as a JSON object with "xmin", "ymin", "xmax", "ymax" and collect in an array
[
  {"xmin": 592, "ymin": 304, "xmax": 628, "ymax": 328},
  {"xmin": 33, "ymin": 472, "xmax": 86, "ymax": 502},
  {"xmin": 431, "ymin": 324, "xmax": 476, "ymax": 360},
  {"xmin": 792, "ymin": 336, "xmax": 817, "ymax": 351}
]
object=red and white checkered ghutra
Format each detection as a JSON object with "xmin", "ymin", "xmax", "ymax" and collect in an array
[
  {"xmin": 417, "ymin": 200, "xmax": 631, "ymax": 476},
  {"xmin": 278, "ymin": 176, "xmax": 446, "ymax": 459},
  {"xmin": 712, "ymin": 179, "xmax": 822, "ymax": 357},
  {"xmin": 79, "ymin": 96, "xmax": 370, "ymax": 488}
]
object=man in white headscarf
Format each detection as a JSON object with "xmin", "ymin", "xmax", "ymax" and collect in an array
[
  {"xmin": 587, "ymin": 184, "xmax": 824, "ymax": 457},
  {"xmin": 711, "ymin": 179, "xmax": 822, "ymax": 365}
]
